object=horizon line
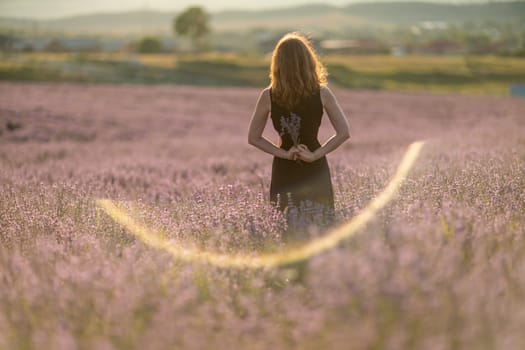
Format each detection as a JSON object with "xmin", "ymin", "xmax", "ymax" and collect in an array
[{"xmin": 0, "ymin": 0, "xmax": 509, "ymax": 22}]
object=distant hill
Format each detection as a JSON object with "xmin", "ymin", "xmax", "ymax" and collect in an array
[
  {"xmin": 343, "ymin": 2, "xmax": 525, "ymax": 24},
  {"xmin": 0, "ymin": 10, "xmax": 176, "ymax": 35},
  {"xmin": 0, "ymin": 1, "xmax": 523, "ymax": 35}
]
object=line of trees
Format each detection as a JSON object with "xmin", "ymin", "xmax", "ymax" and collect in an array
[{"xmin": 3, "ymin": 4, "xmax": 523, "ymax": 56}]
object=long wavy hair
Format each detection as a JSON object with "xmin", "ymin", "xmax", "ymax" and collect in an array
[{"xmin": 269, "ymin": 32, "xmax": 327, "ymax": 110}]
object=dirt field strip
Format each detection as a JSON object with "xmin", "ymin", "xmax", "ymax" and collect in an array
[{"xmin": 97, "ymin": 141, "xmax": 425, "ymax": 269}]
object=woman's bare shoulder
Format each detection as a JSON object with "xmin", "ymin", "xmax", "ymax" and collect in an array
[
  {"xmin": 320, "ymin": 85, "xmax": 336, "ymax": 105},
  {"xmin": 259, "ymin": 87, "xmax": 271, "ymax": 100},
  {"xmin": 255, "ymin": 87, "xmax": 272, "ymax": 112}
]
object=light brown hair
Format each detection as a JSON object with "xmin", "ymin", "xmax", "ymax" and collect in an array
[{"xmin": 269, "ymin": 32, "xmax": 327, "ymax": 110}]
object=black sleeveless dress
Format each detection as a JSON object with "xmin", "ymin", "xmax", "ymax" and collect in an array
[{"xmin": 269, "ymin": 88, "xmax": 335, "ymax": 217}]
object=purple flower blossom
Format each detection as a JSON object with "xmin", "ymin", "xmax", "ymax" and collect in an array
[{"xmin": 280, "ymin": 112, "xmax": 301, "ymax": 147}]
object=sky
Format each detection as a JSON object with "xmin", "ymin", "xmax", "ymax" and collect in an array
[{"xmin": 0, "ymin": 0, "xmax": 493, "ymax": 20}]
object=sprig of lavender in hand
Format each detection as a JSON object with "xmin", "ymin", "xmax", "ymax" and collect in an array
[
  {"xmin": 280, "ymin": 113, "xmax": 301, "ymax": 146},
  {"xmin": 280, "ymin": 113, "xmax": 302, "ymax": 164}
]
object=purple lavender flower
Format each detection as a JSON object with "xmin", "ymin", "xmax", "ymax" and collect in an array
[{"xmin": 280, "ymin": 112, "xmax": 301, "ymax": 147}]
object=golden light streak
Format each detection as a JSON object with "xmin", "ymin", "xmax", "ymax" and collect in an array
[{"xmin": 97, "ymin": 141, "xmax": 425, "ymax": 269}]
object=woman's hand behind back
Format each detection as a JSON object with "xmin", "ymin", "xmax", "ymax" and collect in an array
[{"xmin": 297, "ymin": 144, "xmax": 318, "ymax": 162}]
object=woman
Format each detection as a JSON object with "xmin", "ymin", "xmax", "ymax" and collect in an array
[{"xmin": 248, "ymin": 32, "xmax": 350, "ymax": 225}]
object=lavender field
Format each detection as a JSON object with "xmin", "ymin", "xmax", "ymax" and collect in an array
[{"xmin": 1, "ymin": 81, "xmax": 525, "ymax": 349}]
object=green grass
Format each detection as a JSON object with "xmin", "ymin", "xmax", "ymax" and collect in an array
[{"xmin": 1, "ymin": 52, "xmax": 525, "ymax": 95}]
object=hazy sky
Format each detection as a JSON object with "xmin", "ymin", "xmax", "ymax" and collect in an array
[{"xmin": 0, "ymin": 0, "xmax": 492, "ymax": 19}]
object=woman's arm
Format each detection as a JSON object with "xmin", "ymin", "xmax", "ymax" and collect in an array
[
  {"xmin": 298, "ymin": 86, "xmax": 350, "ymax": 162},
  {"xmin": 248, "ymin": 88, "xmax": 298, "ymax": 160}
]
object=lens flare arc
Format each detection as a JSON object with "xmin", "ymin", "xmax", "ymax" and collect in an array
[{"xmin": 97, "ymin": 141, "xmax": 425, "ymax": 269}]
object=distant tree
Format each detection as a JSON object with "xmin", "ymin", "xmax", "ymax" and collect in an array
[
  {"xmin": 173, "ymin": 6, "xmax": 211, "ymax": 51},
  {"xmin": 45, "ymin": 38, "xmax": 66, "ymax": 52},
  {"xmin": 0, "ymin": 34, "xmax": 15, "ymax": 52},
  {"xmin": 137, "ymin": 36, "xmax": 163, "ymax": 53}
]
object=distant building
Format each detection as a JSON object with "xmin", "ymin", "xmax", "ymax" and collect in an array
[
  {"xmin": 471, "ymin": 39, "xmax": 517, "ymax": 55},
  {"xmin": 419, "ymin": 21, "xmax": 448, "ymax": 31},
  {"xmin": 418, "ymin": 39, "xmax": 465, "ymax": 55},
  {"xmin": 99, "ymin": 38, "xmax": 130, "ymax": 52},
  {"xmin": 255, "ymin": 32, "xmax": 277, "ymax": 54},
  {"xmin": 257, "ymin": 32, "xmax": 321, "ymax": 55},
  {"xmin": 59, "ymin": 37, "xmax": 101, "ymax": 52},
  {"xmin": 390, "ymin": 45, "xmax": 406, "ymax": 57},
  {"xmin": 8, "ymin": 35, "xmax": 135, "ymax": 53},
  {"xmin": 12, "ymin": 37, "xmax": 50, "ymax": 51},
  {"xmin": 319, "ymin": 38, "xmax": 389, "ymax": 55}
]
